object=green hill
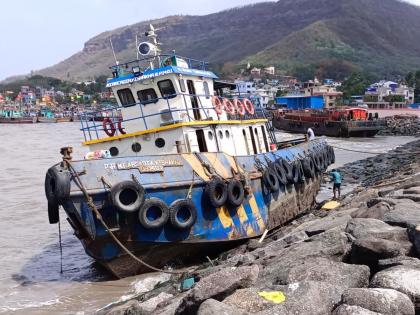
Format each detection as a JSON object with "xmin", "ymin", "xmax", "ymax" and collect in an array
[{"xmin": 25, "ymin": 0, "xmax": 420, "ymax": 81}]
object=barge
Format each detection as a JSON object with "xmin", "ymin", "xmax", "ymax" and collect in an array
[
  {"xmin": 44, "ymin": 25, "xmax": 334, "ymax": 278},
  {"xmin": 272, "ymin": 108, "xmax": 385, "ymax": 137}
]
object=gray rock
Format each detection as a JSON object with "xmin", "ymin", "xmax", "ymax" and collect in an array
[
  {"xmin": 370, "ymin": 266, "xmax": 420, "ymax": 310},
  {"xmin": 197, "ymin": 299, "xmax": 248, "ymax": 315},
  {"xmin": 223, "ymin": 288, "xmax": 274, "ymax": 313},
  {"xmin": 332, "ymin": 304, "xmax": 382, "ymax": 315},
  {"xmin": 345, "ymin": 218, "xmax": 409, "ymax": 243},
  {"xmin": 255, "ymin": 281, "xmax": 344, "ymax": 315},
  {"xmin": 350, "ymin": 237, "xmax": 411, "ymax": 266},
  {"xmin": 377, "ymin": 256, "xmax": 420, "ymax": 270},
  {"xmin": 383, "ymin": 205, "xmax": 420, "ymax": 227},
  {"xmin": 286, "ymin": 258, "xmax": 370, "ymax": 289},
  {"xmin": 138, "ymin": 292, "xmax": 173, "ymax": 313},
  {"xmin": 260, "ymin": 229, "xmax": 352, "ymax": 285},
  {"xmin": 407, "ymin": 224, "xmax": 420, "ymax": 257},
  {"xmin": 351, "ymin": 202, "xmax": 391, "ymax": 220},
  {"xmin": 295, "ymin": 214, "xmax": 352, "ymax": 236},
  {"xmin": 104, "ymin": 300, "xmax": 142, "ymax": 315},
  {"xmin": 341, "ymin": 288, "xmax": 414, "ymax": 315},
  {"xmin": 177, "ymin": 265, "xmax": 259, "ymax": 314},
  {"xmin": 154, "ymin": 295, "xmax": 186, "ymax": 315}
]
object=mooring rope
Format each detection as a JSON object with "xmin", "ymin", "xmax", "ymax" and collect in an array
[
  {"xmin": 330, "ymin": 144, "xmax": 420, "ymax": 155},
  {"xmin": 58, "ymin": 217, "xmax": 63, "ymax": 274},
  {"xmin": 64, "ymin": 160, "xmax": 188, "ymax": 275}
]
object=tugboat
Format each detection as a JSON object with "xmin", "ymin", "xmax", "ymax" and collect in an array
[
  {"xmin": 271, "ymin": 107, "xmax": 384, "ymax": 137},
  {"xmin": 44, "ymin": 25, "xmax": 334, "ymax": 278}
]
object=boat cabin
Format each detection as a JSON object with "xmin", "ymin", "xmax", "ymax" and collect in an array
[{"xmin": 81, "ymin": 27, "xmax": 273, "ymax": 159}]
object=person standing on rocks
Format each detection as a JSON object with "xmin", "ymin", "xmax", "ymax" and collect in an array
[
  {"xmin": 329, "ymin": 169, "xmax": 342, "ymax": 200},
  {"xmin": 307, "ymin": 128, "xmax": 315, "ymax": 140}
]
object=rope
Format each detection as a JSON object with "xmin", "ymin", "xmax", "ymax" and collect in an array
[
  {"xmin": 330, "ymin": 144, "xmax": 420, "ymax": 155},
  {"xmin": 330, "ymin": 144, "xmax": 388, "ymax": 155},
  {"xmin": 58, "ymin": 217, "xmax": 63, "ymax": 274},
  {"xmin": 64, "ymin": 160, "xmax": 187, "ymax": 275},
  {"xmin": 186, "ymin": 171, "xmax": 195, "ymax": 199}
]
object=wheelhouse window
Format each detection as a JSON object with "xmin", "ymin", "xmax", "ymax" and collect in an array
[
  {"xmin": 117, "ymin": 88, "xmax": 135, "ymax": 107},
  {"xmin": 137, "ymin": 88, "xmax": 158, "ymax": 105},
  {"xmin": 158, "ymin": 79, "xmax": 176, "ymax": 99},
  {"xmin": 179, "ymin": 79, "xmax": 186, "ymax": 93},
  {"xmin": 203, "ymin": 81, "xmax": 210, "ymax": 99}
]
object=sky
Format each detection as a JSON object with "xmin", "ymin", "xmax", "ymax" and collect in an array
[{"xmin": 1, "ymin": 0, "xmax": 420, "ymax": 81}]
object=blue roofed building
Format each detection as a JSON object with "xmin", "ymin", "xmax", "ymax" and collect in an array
[{"xmin": 275, "ymin": 95, "xmax": 324, "ymax": 110}]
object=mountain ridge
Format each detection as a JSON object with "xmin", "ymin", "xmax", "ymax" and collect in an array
[{"xmin": 13, "ymin": 0, "xmax": 420, "ymax": 81}]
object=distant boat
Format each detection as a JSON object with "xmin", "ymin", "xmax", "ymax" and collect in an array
[{"xmin": 0, "ymin": 109, "xmax": 36, "ymax": 124}]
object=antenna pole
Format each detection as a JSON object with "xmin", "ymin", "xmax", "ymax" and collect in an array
[
  {"xmin": 136, "ymin": 34, "xmax": 139, "ymax": 60},
  {"xmin": 109, "ymin": 38, "xmax": 119, "ymax": 65}
]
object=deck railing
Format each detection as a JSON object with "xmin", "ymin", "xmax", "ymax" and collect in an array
[
  {"xmin": 80, "ymin": 93, "xmax": 269, "ymax": 142},
  {"xmin": 109, "ymin": 54, "xmax": 210, "ymax": 76}
]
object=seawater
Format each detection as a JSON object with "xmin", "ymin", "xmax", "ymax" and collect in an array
[{"xmin": 0, "ymin": 123, "xmax": 416, "ymax": 314}]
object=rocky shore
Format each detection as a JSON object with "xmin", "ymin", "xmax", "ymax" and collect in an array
[
  {"xmin": 378, "ymin": 115, "xmax": 420, "ymax": 136},
  {"xmin": 99, "ymin": 140, "xmax": 420, "ymax": 315}
]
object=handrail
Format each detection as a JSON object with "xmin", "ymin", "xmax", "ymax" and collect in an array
[
  {"xmin": 80, "ymin": 93, "xmax": 266, "ymax": 142},
  {"xmin": 109, "ymin": 54, "xmax": 210, "ymax": 72}
]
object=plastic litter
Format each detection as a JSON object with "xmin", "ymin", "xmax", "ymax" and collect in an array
[
  {"xmin": 180, "ymin": 277, "xmax": 195, "ymax": 291},
  {"xmin": 322, "ymin": 200, "xmax": 340, "ymax": 210},
  {"xmin": 258, "ymin": 291, "xmax": 286, "ymax": 303}
]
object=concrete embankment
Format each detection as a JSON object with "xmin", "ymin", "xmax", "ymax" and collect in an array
[{"xmin": 98, "ymin": 140, "xmax": 420, "ymax": 315}]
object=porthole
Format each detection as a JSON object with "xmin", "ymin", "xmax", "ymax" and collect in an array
[
  {"xmin": 110, "ymin": 147, "xmax": 119, "ymax": 157},
  {"xmin": 218, "ymin": 130, "xmax": 223, "ymax": 139},
  {"xmin": 132, "ymin": 142, "xmax": 141, "ymax": 153},
  {"xmin": 225, "ymin": 130, "xmax": 230, "ymax": 138},
  {"xmin": 208, "ymin": 131, "xmax": 214, "ymax": 140},
  {"xmin": 155, "ymin": 138, "xmax": 165, "ymax": 148}
]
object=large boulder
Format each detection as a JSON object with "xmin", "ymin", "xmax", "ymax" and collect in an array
[
  {"xmin": 294, "ymin": 214, "xmax": 352, "ymax": 236},
  {"xmin": 177, "ymin": 265, "xmax": 259, "ymax": 314},
  {"xmin": 332, "ymin": 304, "xmax": 382, "ymax": 315},
  {"xmin": 223, "ymin": 288, "xmax": 276, "ymax": 313},
  {"xmin": 350, "ymin": 202, "xmax": 391, "ymax": 220},
  {"xmin": 197, "ymin": 299, "xmax": 248, "ymax": 315},
  {"xmin": 370, "ymin": 266, "xmax": 420, "ymax": 311},
  {"xmin": 260, "ymin": 229, "xmax": 352, "ymax": 285},
  {"xmin": 137, "ymin": 292, "xmax": 174, "ymax": 313},
  {"xmin": 349, "ymin": 237, "xmax": 411, "ymax": 266},
  {"xmin": 345, "ymin": 218, "xmax": 409, "ymax": 243},
  {"xmin": 341, "ymin": 288, "xmax": 414, "ymax": 315},
  {"xmin": 285, "ymin": 258, "xmax": 370, "ymax": 289},
  {"xmin": 104, "ymin": 300, "xmax": 142, "ymax": 315},
  {"xmin": 383, "ymin": 205, "xmax": 420, "ymax": 227},
  {"xmin": 407, "ymin": 224, "xmax": 420, "ymax": 257},
  {"xmin": 377, "ymin": 256, "xmax": 420, "ymax": 271},
  {"xmin": 254, "ymin": 281, "xmax": 344, "ymax": 315}
]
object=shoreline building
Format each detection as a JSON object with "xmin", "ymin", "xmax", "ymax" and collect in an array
[{"xmin": 364, "ymin": 81, "xmax": 414, "ymax": 109}]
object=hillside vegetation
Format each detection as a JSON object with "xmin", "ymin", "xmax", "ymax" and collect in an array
[{"xmin": 23, "ymin": 0, "xmax": 420, "ymax": 81}]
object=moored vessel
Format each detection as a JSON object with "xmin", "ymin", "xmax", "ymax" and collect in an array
[
  {"xmin": 271, "ymin": 108, "xmax": 385, "ymax": 137},
  {"xmin": 44, "ymin": 25, "xmax": 335, "ymax": 278}
]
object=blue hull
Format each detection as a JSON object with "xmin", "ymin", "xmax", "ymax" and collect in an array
[{"xmin": 53, "ymin": 138, "xmax": 330, "ymax": 277}]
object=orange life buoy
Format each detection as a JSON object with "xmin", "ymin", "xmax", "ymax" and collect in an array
[
  {"xmin": 211, "ymin": 96, "xmax": 223, "ymax": 115},
  {"xmin": 223, "ymin": 98, "xmax": 235, "ymax": 115},
  {"xmin": 117, "ymin": 119, "xmax": 126, "ymax": 135},
  {"xmin": 103, "ymin": 118, "xmax": 116, "ymax": 137},
  {"xmin": 233, "ymin": 99, "xmax": 246, "ymax": 116},
  {"xmin": 243, "ymin": 98, "xmax": 255, "ymax": 115}
]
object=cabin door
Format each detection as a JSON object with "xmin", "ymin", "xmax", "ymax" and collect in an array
[{"xmin": 187, "ymin": 80, "xmax": 201, "ymax": 120}]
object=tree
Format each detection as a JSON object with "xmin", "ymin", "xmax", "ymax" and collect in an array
[{"xmin": 339, "ymin": 72, "xmax": 372, "ymax": 101}]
